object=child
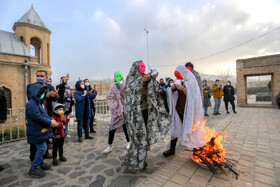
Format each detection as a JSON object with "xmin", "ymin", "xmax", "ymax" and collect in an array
[
  {"xmin": 51, "ymin": 103, "xmax": 69, "ymax": 165},
  {"xmin": 26, "ymin": 85, "xmax": 59, "ymax": 178}
]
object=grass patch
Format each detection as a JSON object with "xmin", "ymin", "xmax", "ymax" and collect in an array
[{"xmin": 0, "ymin": 127, "xmax": 26, "ymax": 143}]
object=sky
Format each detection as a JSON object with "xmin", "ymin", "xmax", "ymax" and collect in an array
[{"xmin": 0, "ymin": 0, "xmax": 280, "ymax": 82}]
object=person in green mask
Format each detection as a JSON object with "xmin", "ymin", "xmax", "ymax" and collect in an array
[{"xmin": 103, "ymin": 72, "xmax": 130, "ymax": 153}]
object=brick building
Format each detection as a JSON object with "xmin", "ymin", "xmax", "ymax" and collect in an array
[
  {"xmin": 236, "ymin": 54, "xmax": 280, "ymax": 107},
  {"xmin": 0, "ymin": 6, "xmax": 51, "ymax": 108}
]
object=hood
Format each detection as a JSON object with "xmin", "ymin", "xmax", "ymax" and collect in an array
[
  {"xmin": 29, "ymin": 83, "xmax": 44, "ymax": 99},
  {"xmin": 53, "ymin": 103, "xmax": 65, "ymax": 112},
  {"xmin": 75, "ymin": 81, "xmax": 84, "ymax": 91}
]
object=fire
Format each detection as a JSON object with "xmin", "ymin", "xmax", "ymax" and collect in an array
[{"xmin": 191, "ymin": 120, "xmax": 227, "ymax": 165}]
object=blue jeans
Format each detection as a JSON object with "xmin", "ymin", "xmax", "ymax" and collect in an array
[
  {"xmin": 204, "ymin": 107, "xmax": 208, "ymax": 114},
  {"xmin": 32, "ymin": 141, "xmax": 47, "ymax": 168},
  {"xmin": 214, "ymin": 97, "xmax": 221, "ymax": 114},
  {"xmin": 77, "ymin": 117, "xmax": 90, "ymax": 138},
  {"xmin": 64, "ymin": 114, "xmax": 68, "ymax": 136}
]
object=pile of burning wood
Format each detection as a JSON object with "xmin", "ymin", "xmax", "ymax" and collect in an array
[{"xmin": 185, "ymin": 121, "xmax": 239, "ymax": 179}]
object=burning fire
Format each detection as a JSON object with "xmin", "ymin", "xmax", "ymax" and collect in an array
[{"xmin": 191, "ymin": 120, "xmax": 228, "ymax": 166}]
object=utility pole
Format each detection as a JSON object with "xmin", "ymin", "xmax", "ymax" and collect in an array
[{"xmin": 144, "ymin": 26, "xmax": 150, "ymax": 70}]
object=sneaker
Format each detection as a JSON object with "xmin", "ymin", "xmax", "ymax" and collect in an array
[
  {"xmin": 226, "ymin": 111, "xmax": 230, "ymax": 114},
  {"xmin": 204, "ymin": 114, "xmax": 209, "ymax": 117},
  {"xmin": 85, "ymin": 136, "xmax": 94, "ymax": 139},
  {"xmin": 40, "ymin": 162, "xmax": 51, "ymax": 170},
  {"xmin": 78, "ymin": 137, "xmax": 83, "ymax": 142},
  {"xmin": 103, "ymin": 145, "xmax": 112, "ymax": 154},
  {"xmin": 52, "ymin": 159, "xmax": 59, "ymax": 166},
  {"xmin": 233, "ymin": 111, "xmax": 237, "ymax": 114},
  {"xmin": 66, "ymin": 135, "xmax": 71, "ymax": 138},
  {"xmin": 162, "ymin": 149, "xmax": 175, "ymax": 157},
  {"xmin": 213, "ymin": 113, "xmax": 217, "ymax": 116},
  {"xmin": 28, "ymin": 167, "xmax": 45, "ymax": 178},
  {"xmin": 59, "ymin": 156, "xmax": 67, "ymax": 162},
  {"xmin": 126, "ymin": 142, "xmax": 131, "ymax": 150}
]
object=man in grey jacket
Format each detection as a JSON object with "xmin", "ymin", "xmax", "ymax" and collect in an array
[{"xmin": 185, "ymin": 62, "xmax": 202, "ymax": 93}]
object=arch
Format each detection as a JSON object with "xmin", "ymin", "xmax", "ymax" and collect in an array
[
  {"xmin": 30, "ymin": 37, "xmax": 42, "ymax": 64},
  {"xmin": 20, "ymin": 36, "xmax": 24, "ymax": 42},
  {"xmin": 3, "ymin": 87, "xmax": 12, "ymax": 109}
]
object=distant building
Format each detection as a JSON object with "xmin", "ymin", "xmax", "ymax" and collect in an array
[
  {"xmin": 91, "ymin": 81, "xmax": 111, "ymax": 95},
  {"xmin": 236, "ymin": 54, "xmax": 280, "ymax": 107},
  {"xmin": 0, "ymin": 6, "xmax": 51, "ymax": 108}
]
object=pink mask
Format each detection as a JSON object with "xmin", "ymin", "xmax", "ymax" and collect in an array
[{"xmin": 139, "ymin": 61, "xmax": 145, "ymax": 75}]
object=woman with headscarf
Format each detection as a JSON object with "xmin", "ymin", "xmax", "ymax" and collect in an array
[
  {"xmin": 103, "ymin": 72, "xmax": 130, "ymax": 154},
  {"xmin": 122, "ymin": 60, "xmax": 171, "ymax": 171},
  {"xmin": 163, "ymin": 65, "xmax": 207, "ymax": 157},
  {"xmin": 74, "ymin": 80, "xmax": 96, "ymax": 142}
]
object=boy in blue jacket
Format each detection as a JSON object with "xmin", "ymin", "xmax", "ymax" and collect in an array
[{"xmin": 26, "ymin": 85, "xmax": 59, "ymax": 178}]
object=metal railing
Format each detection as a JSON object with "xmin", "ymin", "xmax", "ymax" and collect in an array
[{"xmin": 0, "ymin": 100, "xmax": 110, "ymax": 144}]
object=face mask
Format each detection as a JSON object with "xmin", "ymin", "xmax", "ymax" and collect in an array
[
  {"xmin": 115, "ymin": 72, "xmax": 122, "ymax": 82},
  {"xmin": 37, "ymin": 77, "xmax": 45, "ymax": 84},
  {"xmin": 170, "ymin": 83, "xmax": 174, "ymax": 86},
  {"xmin": 85, "ymin": 82, "xmax": 90, "ymax": 86},
  {"xmin": 203, "ymin": 83, "xmax": 206, "ymax": 86},
  {"xmin": 40, "ymin": 93, "xmax": 45, "ymax": 100},
  {"xmin": 80, "ymin": 85, "xmax": 85, "ymax": 89},
  {"xmin": 47, "ymin": 82, "xmax": 52, "ymax": 86},
  {"xmin": 139, "ymin": 61, "xmax": 146, "ymax": 75},
  {"xmin": 57, "ymin": 110, "xmax": 64, "ymax": 116},
  {"xmin": 226, "ymin": 83, "xmax": 230, "ymax": 85},
  {"xmin": 174, "ymin": 70, "xmax": 183, "ymax": 80},
  {"xmin": 216, "ymin": 82, "xmax": 220, "ymax": 85}
]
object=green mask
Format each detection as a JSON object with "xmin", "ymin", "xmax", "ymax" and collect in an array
[{"xmin": 115, "ymin": 72, "xmax": 122, "ymax": 82}]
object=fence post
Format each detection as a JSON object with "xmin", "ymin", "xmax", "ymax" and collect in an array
[{"xmin": 17, "ymin": 109, "xmax": 19, "ymax": 139}]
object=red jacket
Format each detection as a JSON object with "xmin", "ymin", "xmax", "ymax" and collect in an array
[{"xmin": 52, "ymin": 114, "xmax": 68, "ymax": 138}]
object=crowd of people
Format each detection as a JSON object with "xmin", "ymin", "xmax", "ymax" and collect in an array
[{"xmin": 0, "ymin": 61, "xmax": 242, "ymax": 178}]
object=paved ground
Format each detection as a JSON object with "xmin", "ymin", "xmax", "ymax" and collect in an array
[{"xmin": 0, "ymin": 103, "xmax": 279, "ymax": 187}]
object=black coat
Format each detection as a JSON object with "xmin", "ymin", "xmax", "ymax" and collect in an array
[
  {"xmin": 0, "ymin": 87, "xmax": 7, "ymax": 121},
  {"xmin": 57, "ymin": 82, "xmax": 74, "ymax": 115},
  {"xmin": 223, "ymin": 85, "xmax": 235, "ymax": 102}
]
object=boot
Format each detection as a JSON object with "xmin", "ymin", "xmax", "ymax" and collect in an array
[{"xmin": 163, "ymin": 138, "xmax": 177, "ymax": 157}]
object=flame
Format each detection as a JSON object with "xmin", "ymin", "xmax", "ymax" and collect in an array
[{"xmin": 191, "ymin": 119, "xmax": 227, "ymax": 165}]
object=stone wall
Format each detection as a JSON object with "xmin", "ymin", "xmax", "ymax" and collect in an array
[{"xmin": 236, "ymin": 54, "xmax": 280, "ymax": 106}]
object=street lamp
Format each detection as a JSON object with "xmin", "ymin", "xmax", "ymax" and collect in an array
[
  {"xmin": 143, "ymin": 26, "xmax": 150, "ymax": 70},
  {"xmin": 23, "ymin": 60, "xmax": 29, "ymax": 103}
]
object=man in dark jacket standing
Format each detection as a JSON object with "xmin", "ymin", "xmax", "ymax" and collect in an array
[
  {"xmin": 223, "ymin": 80, "xmax": 237, "ymax": 114},
  {"xmin": 26, "ymin": 85, "xmax": 59, "ymax": 178},
  {"xmin": 0, "ymin": 87, "xmax": 7, "ymax": 171}
]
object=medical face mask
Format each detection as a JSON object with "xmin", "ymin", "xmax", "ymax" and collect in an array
[
  {"xmin": 80, "ymin": 84, "xmax": 85, "ymax": 89},
  {"xmin": 85, "ymin": 82, "xmax": 90, "ymax": 86},
  {"xmin": 216, "ymin": 82, "xmax": 220, "ymax": 86},
  {"xmin": 115, "ymin": 72, "xmax": 122, "ymax": 82},
  {"xmin": 37, "ymin": 77, "xmax": 45, "ymax": 84},
  {"xmin": 57, "ymin": 110, "xmax": 64, "ymax": 116},
  {"xmin": 40, "ymin": 93, "xmax": 45, "ymax": 100},
  {"xmin": 226, "ymin": 83, "xmax": 230, "ymax": 85},
  {"xmin": 139, "ymin": 61, "xmax": 146, "ymax": 75}
]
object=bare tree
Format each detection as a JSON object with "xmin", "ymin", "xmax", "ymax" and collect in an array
[{"xmin": 215, "ymin": 69, "xmax": 233, "ymax": 83}]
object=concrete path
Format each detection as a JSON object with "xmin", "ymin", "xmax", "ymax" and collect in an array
[{"xmin": 0, "ymin": 105, "xmax": 279, "ymax": 187}]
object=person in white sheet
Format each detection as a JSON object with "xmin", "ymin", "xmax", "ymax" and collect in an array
[{"xmin": 163, "ymin": 65, "xmax": 207, "ymax": 157}]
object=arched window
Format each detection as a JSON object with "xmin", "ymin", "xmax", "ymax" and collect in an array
[
  {"xmin": 3, "ymin": 87, "xmax": 12, "ymax": 109},
  {"xmin": 20, "ymin": 36, "xmax": 24, "ymax": 42},
  {"xmin": 30, "ymin": 37, "xmax": 42, "ymax": 64}
]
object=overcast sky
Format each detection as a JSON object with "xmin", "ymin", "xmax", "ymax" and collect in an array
[{"xmin": 0, "ymin": 0, "xmax": 279, "ymax": 82}]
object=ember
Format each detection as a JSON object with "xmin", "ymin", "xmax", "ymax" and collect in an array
[{"xmin": 185, "ymin": 121, "xmax": 239, "ymax": 179}]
